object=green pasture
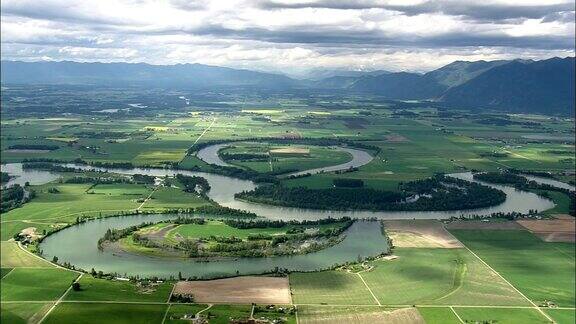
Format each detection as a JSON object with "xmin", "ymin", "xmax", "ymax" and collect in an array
[
  {"xmin": 361, "ymin": 248, "xmax": 528, "ymax": 306},
  {"xmin": 454, "ymin": 307, "xmax": 551, "ymax": 324},
  {"xmin": 43, "ymin": 302, "xmax": 167, "ymax": 324},
  {"xmin": 64, "ymin": 275, "xmax": 173, "ymax": 302},
  {"xmin": 0, "ymin": 302, "xmax": 52, "ymax": 324},
  {"xmin": 289, "ymin": 271, "xmax": 377, "ymax": 305},
  {"xmin": 451, "ymin": 230, "xmax": 576, "ymax": 307},
  {"xmin": 1, "ymin": 268, "xmax": 78, "ymax": 301}
]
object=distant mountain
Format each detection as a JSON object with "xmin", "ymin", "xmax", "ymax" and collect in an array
[
  {"xmin": 1, "ymin": 57, "xmax": 574, "ymax": 115},
  {"xmin": 0, "ymin": 61, "xmax": 298, "ymax": 89},
  {"xmin": 341, "ymin": 57, "xmax": 574, "ymax": 115},
  {"xmin": 425, "ymin": 60, "xmax": 508, "ymax": 88},
  {"xmin": 349, "ymin": 72, "xmax": 446, "ymax": 100},
  {"xmin": 440, "ymin": 57, "xmax": 575, "ymax": 115},
  {"xmin": 302, "ymin": 69, "xmax": 389, "ymax": 80}
]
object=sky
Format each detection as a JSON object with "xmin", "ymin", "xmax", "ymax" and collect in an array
[{"xmin": 1, "ymin": 0, "xmax": 575, "ymax": 76}]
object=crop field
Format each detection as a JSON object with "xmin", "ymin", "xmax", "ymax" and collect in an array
[
  {"xmin": 290, "ymin": 271, "xmax": 377, "ymax": 305},
  {"xmin": 1, "ymin": 268, "xmax": 78, "ymax": 301},
  {"xmin": 383, "ymin": 220, "xmax": 463, "ymax": 248},
  {"xmin": 453, "ymin": 307, "xmax": 550, "ymax": 323},
  {"xmin": 297, "ymin": 306, "xmax": 425, "ymax": 324},
  {"xmin": 173, "ymin": 276, "xmax": 291, "ymax": 304},
  {"xmin": 220, "ymin": 143, "xmax": 352, "ymax": 173},
  {"xmin": 450, "ymin": 230, "xmax": 576, "ymax": 307},
  {"xmin": 416, "ymin": 307, "xmax": 461, "ymax": 324},
  {"xmin": 361, "ymin": 248, "xmax": 529, "ymax": 306},
  {"xmin": 43, "ymin": 303, "xmax": 168, "ymax": 324},
  {"xmin": 1, "ymin": 242, "xmax": 54, "ymax": 267},
  {"xmin": 0, "ymin": 302, "xmax": 53, "ymax": 324},
  {"xmin": 1, "ymin": 103, "xmax": 574, "ymax": 324},
  {"xmin": 545, "ymin": 309, "xmax": 576, "ymax": 324}
]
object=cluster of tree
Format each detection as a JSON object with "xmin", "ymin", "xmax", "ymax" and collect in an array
[
  {"xmin": 22, "ymin": 162, "xmax": 78, "ymax": 172},
  {"xmin": 219, "ymin": 152, "xmax": 269, "ymax": 162},
  {"xmin": 237, "ymin": 174, "xmax": 506, "ymax": 211},
  {"xmin": 132, "ymin": 174, "xmax": 155, "ymax": 184},
  {"xmin": 8, "ymin": 144, "xmax": 59, "ymax": 150},
  {"xmin": 73, "ymin": 131, "xmax": 128, "ymax": 138},
  {"xmin": 478, "ymin": 152, "xmax": 509, "ymax": 158},
  {"xmin": 194, "ymin": 205, "xmax": 257, "ymax": 218},
  {"xmin": 333, "ymin": 178, "xmax": 364, "ymax": 188},
  {"xmin": 172, "ymin": 217, "xmax": 206, "ymax": 225},
  {"xmin": 87, "ymin": 160, "xmax": 135, "ymax": 169},
  {"xmin": 473, "ymin": 172, "xmax": 527, "ymax": 185},
  {"xmin": 0, "ymin": 171, "xmax": 11, "ymax": 183},
  {"xmin": 1, "ymin": 184, "xmax": 26, "ymax": 212},
  {"xmin": 175, "ymin": 174, "xmax": 210, "ymax": 193},
  {"xmin": 97, "ymin": 221, "xmax": 154, "ymax": 249},
  {"xmin": 64, "ymin": 176, "xmax": 130, "ymax": 184},
  {"xmin": 170, "ymin": 293, "xmax": 194, "ymax": 303},
  {"xmin": 235, "ymin": 185, "xmax": 405, "ymax": 210},
  {"xmin": 224, "ymin": 217, "xmax": 352, "ymax": 229}
]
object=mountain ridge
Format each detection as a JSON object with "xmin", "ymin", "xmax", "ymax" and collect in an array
[{"xmin": 1, "ymin": 57, "xmax": 574, "ymax": 115}]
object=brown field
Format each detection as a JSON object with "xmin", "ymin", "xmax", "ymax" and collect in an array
[
  {"xmin": 173, "ymin": 276, "xmax": 291, "ymax": 304},
  {"xmin": 445, "ymin": 220, "xmax": 524, "ymax": 230},
  {"xmin": 516, "ymin": 218, "xmax": 575, "ymax": 242},
  {"xmin": 384, "ymin": 220, "xmax": 463, "ymax": 248},
  {"xmin": 298, "ymin": 306, "xmax": 425, "ymax": 324}
]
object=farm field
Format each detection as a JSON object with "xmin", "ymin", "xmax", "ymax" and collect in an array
[
  {"xmin": 1, "ymin": 241, "xmax": 54, "ymax": 267},
  {"xmin": 0, "ymin": 302, "xmax": 53, "ymax": 324},
  {"xmin": 1, "ymin": 268, "xmax": 78, "ymax": 301},
  {"xmin": 297, "ymin": 305, "xmax": 425, "ymax": 324},
  {"xmin": 450, "ymin": 230, "xmax": 576, "ymax": 307},
  {"xmin": 453, "ymin": 307, "xmax": 551, "ymax": 323},
  {"xmin": 42, "ymin": 302, "xmax": 168, "ymax": 324},
  {"xmin": 289, "ymin": 271, "xmax": 377, "ymax": 305},
  {"xmin": 361, "ymin": 247, "xmax": 529, "ymax": 306},
  {"xmin": 64, "ymin": 275, "xmax": 173, "ymax": 302},
  {"xmin": 172, "ymin": 276, "xmax": 291, "ymax": 304},
  {"xmin": 1, "ymin": 102, "xmax": 574, "ymax": 323}
]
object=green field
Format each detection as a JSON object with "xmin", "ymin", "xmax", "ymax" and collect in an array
[
  {"xmin": 290, "ymin": 271, "xmax": 377, "ymax": 305},
  {"xmin": 220, "ymin": 142, "xmax": 352, "ymax": 174},
  {"xmin": 361, "ymin": 247, "xmax": 528, "ymax": 306},
  {"xmin": 164, "ymin": 304, "xmax": 209, "ymax": 323},
  {"xmin": 1, "ymin": 242, "xmax": 54, "ymax": 268},
  {"xmin": 0, "ymin": 302, "xmax": 53, "ymax": 324},
  {"xmin": 453, "ymin": 307, "xmax": 551, "ymax": 324},
  {"xmin": 1, "ymin": 268, "xmax": 78, "ymax": 301},
  {"xmin": 451, "ymin": 230, "xmax": 576, "ymax": 307},
  {"xmin": 545, "ymin": 309, "xmax": 576, "ymax": 324},
  {"xmin": 43, "ymin": 302, "xmax": 167, "ymax": 324},
  {"xmin": 64, "ymin": 275, "xmax": 173, "ymax": 302},
  {"xmin": 1, "ymin": 101, "xmax": 574, "ymax": 323},
  {"xmin": 417, "ymin": 307, "xmax": 462, "ymax": 324}
]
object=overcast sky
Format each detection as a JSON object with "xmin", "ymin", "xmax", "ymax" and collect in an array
[{"xmin": 1, "ymin": 0, "xmax": 574, "ymax": 75}]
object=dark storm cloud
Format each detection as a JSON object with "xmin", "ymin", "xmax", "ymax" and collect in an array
[
  {"xmin": 258, "ymin": 0, "xmax": 575, "ymax": 22},
  {"xmin": 188, "ymin": 24, "xmax": 574, "ymax": 50}
]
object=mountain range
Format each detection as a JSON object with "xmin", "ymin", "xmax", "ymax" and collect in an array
[{"xmin": 1, "ymin": 57, "xmax": 574, "ymax": 115}]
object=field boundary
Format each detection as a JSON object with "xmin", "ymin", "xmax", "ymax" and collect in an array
[
  {"xmin": 450, "ymin": 306, "xmax": 465, "ymax": 323},
  {"xmin": 37, "ymin": 273, "xmax": 83, "ymax": 324},
  {"xmin": 356, "ymin": 272, "xmax": 381, "ymax": 306},
  {"xmin": 459, "ymin": 244, "xmax": 556, "ymax": 323}
]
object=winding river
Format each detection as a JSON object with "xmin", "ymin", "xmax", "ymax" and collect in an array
[{"xmin": 2, "ymin": 143, "xmax": 568, "ymax": 277}]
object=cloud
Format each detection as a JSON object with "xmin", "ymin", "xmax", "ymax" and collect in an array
[
  {"xmin": 0, "ymin": 0, "xmax": 574, "ymax": 73},
  {"xmin": 258, "ymin": 0, "xmax": 575, "ymax": 22}
]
